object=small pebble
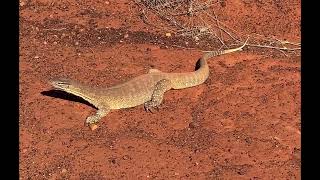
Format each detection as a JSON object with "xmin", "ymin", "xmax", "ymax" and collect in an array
[
  {"xmin": 165, "ymin": 33, "xmax": 171, "ymax": 37},
  {"xmin": 122, "ymin": 155, "xmax": 130, "ymax": 160},
  {"xmin": 61, "ymin": 168, "xmax": 67, "ymax": 173},
  {"xmin": 90, "ymin": 124, "xmax": 98, "ymax": 131},
  {"xmin": 188, "ymin": 121, "xmax": 199, "ymax": 128},
  {"xmin": 20, "ymin": 1, "xmax": 25, "ymax": 6}
]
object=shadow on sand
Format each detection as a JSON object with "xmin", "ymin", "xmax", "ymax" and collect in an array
[{"xmin": 41, "ymin": 90, "xmax": 97, "ymax": 109}]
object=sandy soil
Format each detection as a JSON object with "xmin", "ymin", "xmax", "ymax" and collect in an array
[{"xmin": 19, "ymin": 0, "xmax": 300, "ymax": 179}]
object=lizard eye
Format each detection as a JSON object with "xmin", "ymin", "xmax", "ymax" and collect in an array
[
  {"xmin": 57, "ymin": 82, "xmax": 69, "ymax": 85},
  {"xmin": 54, "ymin": 81, "xmax": 71, "ymax": 88}
]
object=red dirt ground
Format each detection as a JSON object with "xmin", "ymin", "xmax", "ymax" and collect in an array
[{"xmin": 19, "ymin": 0, "xmax": 300, "ymax": 179}]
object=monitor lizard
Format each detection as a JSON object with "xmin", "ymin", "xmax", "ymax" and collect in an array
[{"xmin": 50, "ymin": 41, "xmax": 247, "ymax": 130}]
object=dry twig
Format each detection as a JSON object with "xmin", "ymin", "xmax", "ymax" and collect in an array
[{"xmin": 135, "ymin": 0, "xmax": 300, "ymax": 56}]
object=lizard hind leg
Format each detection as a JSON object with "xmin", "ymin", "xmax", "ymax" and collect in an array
[{"xmin": 144, "ymin": 79, "xmax": 172, "ymax": 112}]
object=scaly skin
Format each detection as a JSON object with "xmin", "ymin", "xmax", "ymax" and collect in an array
[{"xmin": 50, "ymin": 42, "xmax": 247, "ymax": 130}]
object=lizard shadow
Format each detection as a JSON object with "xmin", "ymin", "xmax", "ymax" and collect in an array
[{"xmin": 41, "ymin": 90, "xmax": 97, "ymax": 109}]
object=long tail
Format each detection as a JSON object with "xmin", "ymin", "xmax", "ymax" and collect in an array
[{"xmin": 202, "ymin": 37, "xmax": 249, "ymax": 61}]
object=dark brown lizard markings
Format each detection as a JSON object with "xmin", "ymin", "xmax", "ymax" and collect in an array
[{"xmin": 50, "ymin": 41, "xmax": 247, "ymax": 130}]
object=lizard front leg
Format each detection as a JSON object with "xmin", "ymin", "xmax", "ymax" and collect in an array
[
  {"xmin": 85, "ymin": 105, "xmax": 110, "ymax": 130},
  {"xmin": 144, "ymin": 79, "xmax": 172, "ymax": 112}
]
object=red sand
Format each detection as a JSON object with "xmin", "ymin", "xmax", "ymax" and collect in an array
[{"xmin": 20, "ymin": 0, "xmax": 300, "ymax": 179}]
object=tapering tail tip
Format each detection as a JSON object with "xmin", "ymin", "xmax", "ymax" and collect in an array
[
  {"xmin": 224, "ymin": 36, "xmax": 249, "ymax": 54},
  {"xmin": 202, "ymin": 36, "xmax": 249, "ymax": 60}
]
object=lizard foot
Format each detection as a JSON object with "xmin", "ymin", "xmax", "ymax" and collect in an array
[
  {"xmin": 144, "ymin": 101, "xmax": 160, "ymax": 113},
  {"xmin": 85, "ymin": 116, "xmax": 100, "ymax": 131},
  {"xmin": 144, "ymin": 79, "xmax": 171, "ymax": 113},
  {"xmin": 85, "ymin": 115, "xmax": 100, "ymax": 125},
  {"xmin": 84, "ymin": 108, "xmax": 110, "ymax": 130}
]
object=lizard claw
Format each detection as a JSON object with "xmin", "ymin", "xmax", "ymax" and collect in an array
[
  {"xmin": 144, "ymin": 101, "xmax": 159, "ymax": 113},
  {"xmin": 144, "ymin": 105, "xmax": 154, "ymax": 113}
]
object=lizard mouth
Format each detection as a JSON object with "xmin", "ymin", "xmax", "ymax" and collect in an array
[{"xmin": 49, "ymin": 78, "xmax": 72, "ymax": 90}]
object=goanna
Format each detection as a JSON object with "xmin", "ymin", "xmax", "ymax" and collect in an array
[{"xmin": 50, "ymin": 42, "xmax": 247, "ymax": 130}]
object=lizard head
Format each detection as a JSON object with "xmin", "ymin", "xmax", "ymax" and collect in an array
[
  {"xmin": 49, "ymin": 78, "xmax": 97, "ymax": 107},
  {"xmin": 49, "ymin": 78, "xmax": 78, "ymax": 92}
]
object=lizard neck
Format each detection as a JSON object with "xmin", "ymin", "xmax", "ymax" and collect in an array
[
  {"xmin": 64, "ymin": 87, "xmax": 96, "ymax": 104},
  {"xmin": 51, "ymin": 79, "xmax": 101, "ymax": 108}
]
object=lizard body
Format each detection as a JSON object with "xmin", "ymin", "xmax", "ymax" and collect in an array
[{"xmin": 50, "ymin": 42, "xmax": 246, "ymax": 130}]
